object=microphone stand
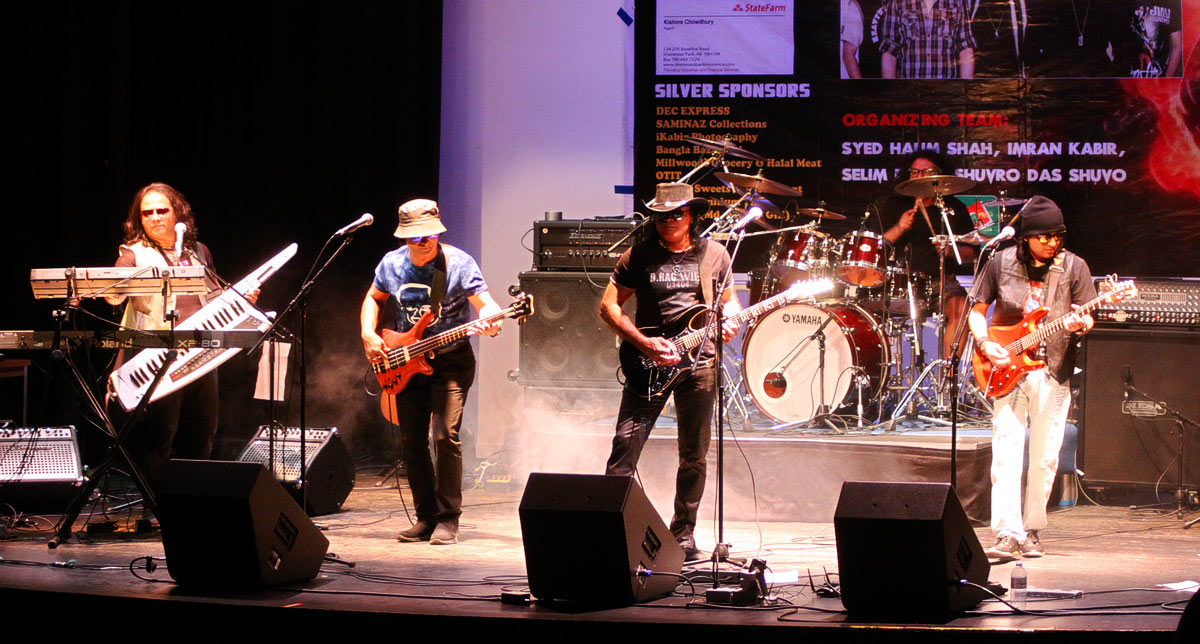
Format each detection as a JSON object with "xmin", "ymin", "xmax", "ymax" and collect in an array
[
  {"xmin": 250, "ymin": 228, "xmax": 358, "ymax": 513},
  {"xmin": 1121, "ymin": 380, "xmax": 1199, "ymax": 522},
  {"xmin": 704, "ymin": 218, "xmax": 749, "ymax": 570}
]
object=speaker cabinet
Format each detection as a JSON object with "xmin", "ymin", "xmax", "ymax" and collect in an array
[
  {"xmin": 1079, "ymin": 329, "xmax": 1200, "ymax": 488},
  {"xmin": 236, "ymin": 426, "xmax": 355, "ymax": 516},
  {"xmin": 0, "ymin": 426, "xmax": 84, "ymax": 514},
  {"xmin": 834, "ymin": 481, "xmax": 989, "ymax": 617},
  {"xmin": 157, "ymin": 460, "xmax": 330, "ymax": 587},
  {"xmin": 517, "ymin": 271, "xmax": 633, "ymax": 387},
  {"xmin": 519, "ymin": 473, "xmax": 683, "ymax": 605}
]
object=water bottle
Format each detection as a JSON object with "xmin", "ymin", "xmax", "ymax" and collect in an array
[{"xmin": 1010, "ymin": 562, "xmax": 1028, "ymax": 610}]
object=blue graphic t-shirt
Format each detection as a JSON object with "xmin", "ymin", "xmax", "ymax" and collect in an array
[{"xmin": 373, "ymin": 244, "xmax": 488, "ymax": 350}]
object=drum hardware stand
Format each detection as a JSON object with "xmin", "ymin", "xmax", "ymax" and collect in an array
[{"xmin": 773, "ymin": 313, "xmax": 844, "ymax": 434}]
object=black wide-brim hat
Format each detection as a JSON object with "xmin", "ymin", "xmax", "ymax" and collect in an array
[{"xmin": 644, "ymin": 182, "xmax": 710, "ymax": 217}]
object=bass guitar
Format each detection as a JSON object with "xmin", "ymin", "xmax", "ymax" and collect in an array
[
  {"xmin": 620, "ymin": 278, "xmax": 834, "ymax": 399},
  {"xmin": 372, "ymin": 292, "xmax": 533, "ymax": 423},
  {"xmin": 972, "ymin": 276, "xmax": 1136, "ymax": 398}
]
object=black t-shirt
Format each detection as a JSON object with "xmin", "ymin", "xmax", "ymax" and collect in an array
[
  {"xmin": 877, "ymin": 194, "xmax": 974, "ymax": 277},
  {"xmin": 611, "ymin": 239, "xmax": 733, "ymax": 357}
]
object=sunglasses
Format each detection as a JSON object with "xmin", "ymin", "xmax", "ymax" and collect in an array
[
  {"xmin": 1028, "ymin": 233, "xmax": 1064, "ymax": 244},
  {"xmin": 657, "ymin": 211, "xmax": 688, "ymax": 222},
  {"xmin": 405, "ymin": 234, "xmax": 439, "ymax": 244},
  {"xmin": 140, "ymin": 208, "xmax": 171, "ymax": 217}
]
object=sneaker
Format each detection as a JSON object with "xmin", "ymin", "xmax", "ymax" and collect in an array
[
  {"xmin": 677, "ymin": 536, "xmax": 704, "ymax": 562},
  {"xmin": 984, "ymin": 535, "xmax": 1022, "ymax": 560},
  {"xmin": 430, "ymin": 519, "xmax": 459, "ymax": 545},
  {"xmin": 1020, "ymin": 531, "xmax": 1044, "ymax": 558},
  {"xmin": 396, "ymin": 521, "xmax": 435, "ymax": 542}
]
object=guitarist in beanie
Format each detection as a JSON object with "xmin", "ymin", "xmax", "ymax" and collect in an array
[{"xmin": 967, "ymin": 195, "xmax": 1096, "ymax": 561}]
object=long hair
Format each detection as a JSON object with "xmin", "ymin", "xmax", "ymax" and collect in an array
[{"xmin": 123, "ymin": 182, "xmax": 198, "ymax": 251}]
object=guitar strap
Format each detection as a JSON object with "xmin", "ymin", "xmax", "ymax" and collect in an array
[
  {"xmin": 1042, "ymin": 252, "xmax": 1067, "ymax": 315},
  {"xmin": 431, "ymin": 244, "xmax": 448, "ymax": 318},
  {"xmin": 697, "ymin": 240, "xmax": 717, "ymax": 306}
]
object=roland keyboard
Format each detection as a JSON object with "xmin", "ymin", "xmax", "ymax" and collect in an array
[{"xmin": 109, "ymin": 244, "xmax": 297, "ymax": 411}]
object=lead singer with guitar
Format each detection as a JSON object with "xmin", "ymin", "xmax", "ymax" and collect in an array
[
  {"xmin": 361, "ymin": 199, "xmax": 501, "ymax": 546},
  {"xmin": 600, "ymin": 183, "xmax": 741, "ymax": 561},
  {"xmin": 967, "ymin": 195, "xmax": 1095, "ymax": 561}
]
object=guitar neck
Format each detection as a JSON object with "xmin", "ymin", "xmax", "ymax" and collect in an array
[
  {"xmin": 405, "ymin": 306, "xmax": 515, "ymax": 356},
  {"xmin": 1007, "ymin": 294, "xmax": 1107, "ymax": 354},
  {"xmin": 674, "ymin": 279, "xmax": 826, "ymax": 352}
]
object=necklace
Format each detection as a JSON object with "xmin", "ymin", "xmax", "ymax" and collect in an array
[{"xmin": 1072, "ymin": 0, "xmax": 1091, "ymax": 47}]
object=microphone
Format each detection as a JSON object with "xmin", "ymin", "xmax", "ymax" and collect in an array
[
  {"xmin": 335, "ymin": 213, "xmax": 374, "ymax": 236},
  {"xmin": 731, "ymin": 206, "xmax": 764, "ymax": 233},
  {"xmin": 982, "ymin": 225, "xmax": 1015, "ymax": 250},
  {"xmin": 174, "ymin": 223, "xmax": 187, "ymax": 256}
]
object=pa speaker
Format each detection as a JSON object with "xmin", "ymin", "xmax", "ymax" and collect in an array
[
  {"xmin": 1079, "ymin": 329, "xmax": 1200, "ymax": 488},
  {"xmin": 834, "ymin": 481, "xmax": 989, "ymax": 617},
  {"xmin": 519, "ymin": 473, "xmax": 683, "ymax": 605},
  {"xmin": 236, "ymin": 426, "xmax": 355, "ymax": 516},
  {"xmin": 516, "ymin": 271, "xmax": 633, "ymax": 387},
  {"xmin": 0, "ymin": 426, "xmax": 84, "ymax": 514},
  {"xmin": 157, "ymin": 460, "xmax": 329, "ymax": 587}
]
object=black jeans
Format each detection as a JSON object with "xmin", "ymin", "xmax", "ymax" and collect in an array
[
  {"xmin": 605, "ymin": 363, "xmax": 715, "ymax": 541},
  {"xmin": 388, "ymin": 344, "xmax": 475, "ymax": 523}
]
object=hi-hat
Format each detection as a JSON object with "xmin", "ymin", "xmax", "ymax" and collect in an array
[
  {"xmin": 895, "ymin": 174, "xmax": 976, "ymax": 197},
  {"xmin": 683, "ymin": 136, "xmax": 766, "ymax": 161},
  {"xmin": 715, "ymin": 171, "xmax": 804, "ymax": 197}
]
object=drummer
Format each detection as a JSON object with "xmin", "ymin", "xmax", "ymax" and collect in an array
[{"xmin": 877, "ymin": 151, "xmax": 976, "ymax": 359}]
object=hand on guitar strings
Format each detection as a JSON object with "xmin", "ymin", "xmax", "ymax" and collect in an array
[
  {"xmin": 467, "ymin": 318, "xmax": 502, "ymax": 337},
  {"xmin": 641, "ymin": 336, "xmax": 681, "ymax": 366}
]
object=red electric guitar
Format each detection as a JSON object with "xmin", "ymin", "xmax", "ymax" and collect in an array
[
  {"xmin": 972, "ymin": 276, "xmax": 1136, "ymax": 398},
  {"xmin": 372, "ymin": 293, "xmax": 533, "ymax": 423}
]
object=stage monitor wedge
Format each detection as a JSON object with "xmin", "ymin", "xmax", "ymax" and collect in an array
[
  {"xmin": 519, "ymin": 473, "xmax": 683, "ymax": 605},
  {"xmin": 834, "ymin": 481, "xmax": 989, "ymax": 617},
  {"xmin": 157, "ymin": 460, "xmax": 329, "ymax": 588}
]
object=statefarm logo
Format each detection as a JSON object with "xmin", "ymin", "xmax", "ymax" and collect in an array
[{"xmin": 732, "ymin": 3, "xmax": 787, "ymax": 12}]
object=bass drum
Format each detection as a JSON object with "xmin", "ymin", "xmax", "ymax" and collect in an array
[{"xmin": 742, "ymin": 303, "xmax": 889, "ymax": 423}]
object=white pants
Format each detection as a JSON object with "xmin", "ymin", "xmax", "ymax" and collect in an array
[{"xmin": 990, "ymin": 369, "xmax": 1070, "ymax": 542}]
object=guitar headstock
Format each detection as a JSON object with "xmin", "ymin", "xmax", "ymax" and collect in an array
[
  {"xmin": 783, "ymin": 277, "xmax": 835, "ymax": 302},
  {"xmin": 1097, "ymin": 275, "xmax": 1137, "ymax": 304},
  {"xmin": 510, "ymin": 292, "xmax": 535, "ymax": 322}
]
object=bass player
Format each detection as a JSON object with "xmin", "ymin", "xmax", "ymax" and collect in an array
[
  {"xmin": 967, "ymin": 195, "xmax": 1095, "ymax": 561},
  {"xmin": 361, "ymin": 199, "xmax": 501, "ymax": 546}
]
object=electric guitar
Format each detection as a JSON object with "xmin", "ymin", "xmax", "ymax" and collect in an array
[
  {"xmin": 372, "ymin": 292, "xmax": 533, "ymax": 423},
  {"xmin": 972, "ymin": 276, "xmax": 1136, "ymax": 398},
  {"xmin": 619, "ymin": 278, "xmax": 834, "ymax": 399}
]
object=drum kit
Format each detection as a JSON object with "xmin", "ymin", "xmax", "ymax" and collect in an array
[{"xmin": 681, "ymin": 135, "xmax": 1017, "ymax": 432}]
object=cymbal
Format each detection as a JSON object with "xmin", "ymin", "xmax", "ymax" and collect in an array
[
  {"xmin": 683, "ymin": 136, "xmax": 766, "ymax": 161},
  {"xmin": 991, "ymin": 197, "xmax": 1028, "ymax": 207},
  {"xmin": 895, "ymin": 174, "xmax": 976, "ymax": 197},
  {"xmin": 795, "ymin": 207, "xmax": 848, "ymax": 221},
  {"xmin": 955, "ymin": 230, "xmax": 995, "ymax": 245},
  {"xmin": 714, "ymin": 171, "xmax": 805, "ymax": 198}
]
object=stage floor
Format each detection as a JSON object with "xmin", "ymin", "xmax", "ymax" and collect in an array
[{"xmin": 0, "ymin": 470, "xmax": 1195, "ymax": 641}]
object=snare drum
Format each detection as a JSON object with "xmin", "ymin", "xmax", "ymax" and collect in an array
[
  {"xmin": 836, "ymin": 230, "xmax": 887, "ymax": 287},
  {"xmin": 742, "ymin": 302, "xmax": 889, "ymax": 422}
]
